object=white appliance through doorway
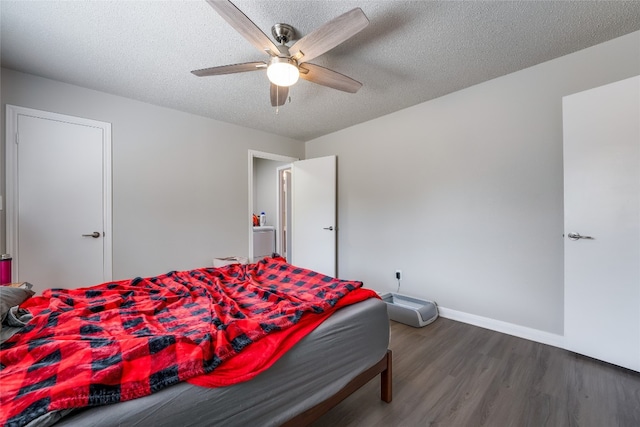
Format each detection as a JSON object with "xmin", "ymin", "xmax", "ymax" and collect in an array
[{"xmin": 5, "ymin": 105, "xmax": 112, "ymax": 293}]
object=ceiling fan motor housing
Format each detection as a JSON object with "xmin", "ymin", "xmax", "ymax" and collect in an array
[{"xmin": 271, "ymin": 23, "xmax": 296, "ymax": 44}]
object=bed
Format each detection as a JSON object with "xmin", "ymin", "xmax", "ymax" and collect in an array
[{"xmin": 0, "ymin": 257, "xmax": 391, "ymax": 426}]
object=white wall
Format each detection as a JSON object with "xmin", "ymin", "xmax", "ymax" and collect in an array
[
  {"xmin": 1, "ymin": 68, "xmax": 304, "ymax": 280},
  {"xmin": 306, "ymin": 31, "xmax": 640, "ymax": 335}
]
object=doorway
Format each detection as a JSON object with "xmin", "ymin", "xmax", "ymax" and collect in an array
[
  {"xmin": 248, "ymin": 151, "xmax": 337, "ymax": 276},
  {"xmin": 248, "ymin": 150, "xmax": 297, "ymax": 262}
]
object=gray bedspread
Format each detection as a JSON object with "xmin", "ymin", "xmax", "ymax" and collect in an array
[{"xmin": 49, "ymin": 297, "xmax": 389, "ymax": 426}]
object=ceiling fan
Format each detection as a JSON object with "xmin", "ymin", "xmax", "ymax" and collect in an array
[{"xmin": 191, "ymin": 0, "xmax": 369, "ymax": 107}]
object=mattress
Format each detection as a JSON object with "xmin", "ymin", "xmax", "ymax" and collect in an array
[{"xmin": 50, "ymin": 297, "xmax": 389, "ymax": 426}]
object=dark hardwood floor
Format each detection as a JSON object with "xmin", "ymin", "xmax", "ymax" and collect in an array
[{"xmin": 312, "ymin": 318, "xmax": 640, "ymax": 427}]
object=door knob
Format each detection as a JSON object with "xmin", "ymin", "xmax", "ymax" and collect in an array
[
  {"xmin": 567, "ymin": 232, "xmax": 594, "ymax": 241},
  {"xmin": 323, "ymin": 226, "xmax": 334, "ymax": 231},
  {"xmin": 82, "ymin": 232, "xmax": 101, "ymax": 238}
]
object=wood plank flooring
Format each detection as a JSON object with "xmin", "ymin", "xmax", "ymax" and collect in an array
[{"xmin": 311, "ymin": 318, "xmax": 640, "ymax": 427}]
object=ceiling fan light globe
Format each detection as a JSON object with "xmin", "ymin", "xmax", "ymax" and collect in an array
[{"xmin": 267, "ymin": 59, "xmax": 299, "ymax": 87}]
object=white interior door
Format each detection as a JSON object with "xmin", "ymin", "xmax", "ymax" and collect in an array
[
  {"xmin": 563, "ymin": 76, "xmax": 640, "ymax": 371},
  {"xmin": 291, "ymin": 156, "xmax": 336, "ymax": 277},
  {"xmin": 7, "ymin": 106, "xmax": 112, "ymax": 292}
]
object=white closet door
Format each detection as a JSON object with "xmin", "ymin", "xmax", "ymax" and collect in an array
[
  {"xmin": 7, "ymin": 106, "xmax": 112, "ymax": 293},
  {"xmin": 563, "ymin": 76, "xmax": 640, "ymax": 371}
]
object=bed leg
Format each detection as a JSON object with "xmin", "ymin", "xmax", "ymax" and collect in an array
[{"xmin": 381, "ymin": 349, "xmax": 392, "ymax": 403}]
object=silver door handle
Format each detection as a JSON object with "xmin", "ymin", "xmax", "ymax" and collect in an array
[
  {"xmin": 567, "ymin": 232, "xmax": 594, "ymax": 241},
  {"xmin": 82, "ymin": 232, "xmax": 101, "ymax": 238},
  {"xmin": 323, "ymin": 226, "xmax": 334, "ymax": 231}
]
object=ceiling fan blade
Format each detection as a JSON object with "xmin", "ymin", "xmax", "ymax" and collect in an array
[
  {"xmin": 299, "ymin": 63, "xmax": 362, "ymax": 93},
  {"xmin": 289, "ymin": 8, "xmax": 369, "ymax": 64},
  {"xmin": 191, "ymin": 62, "xmax": 266, "ymax": 77},
  {"xmin": 270, "ymin": 84, "xmax": 289, "ymax": 107},
  {"xmin": 205, "ymin": 0, "xmax": 280, "ymax": 56}
]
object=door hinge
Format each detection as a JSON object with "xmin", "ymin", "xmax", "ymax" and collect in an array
[{"xmin": 15, "ymin": 132, "xmax": 19, "ymax": 144}]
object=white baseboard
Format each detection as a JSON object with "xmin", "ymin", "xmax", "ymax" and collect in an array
[{"xmin": 437, "ymin": 306, "xmax": 565, "ymax": 349}]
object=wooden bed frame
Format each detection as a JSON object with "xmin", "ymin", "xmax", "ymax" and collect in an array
[{"xmin": 283, "ymin": 349, "xmax": 393, "ymax": 426}]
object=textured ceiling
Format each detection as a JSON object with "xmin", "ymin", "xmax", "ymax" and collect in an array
[{"xmin": 2, "ymin": 1, "xmax": 640, "ymax": 141}]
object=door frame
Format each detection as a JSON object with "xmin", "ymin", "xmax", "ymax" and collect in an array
[
  {"xmin": 276, "ymin": 165, "xmax": 292, "ymax": 258},
  {"xmin": 248, "ymin": 150, "xmax": 298, "ymax": 262},
  {"xmin": 5, "ymin": 105, "xmax": 113, "ymax": 282}
]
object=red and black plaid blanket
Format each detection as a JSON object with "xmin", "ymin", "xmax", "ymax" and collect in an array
[{"xmin": 0, "ymin": 257, "xmax": 376, "ymax": 427}]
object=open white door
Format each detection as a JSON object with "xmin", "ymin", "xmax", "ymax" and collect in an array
[
  {"xmin": 563, "ymin": 76, "xmax": 640, "ymax": 371},
  {"xmin": 291, "ymin": 156, "xmax": 336, "ymax": 277}
]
